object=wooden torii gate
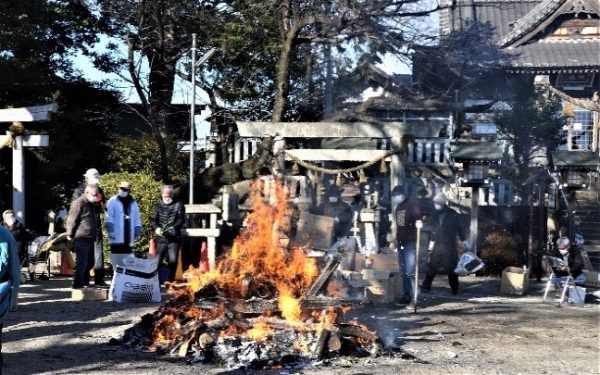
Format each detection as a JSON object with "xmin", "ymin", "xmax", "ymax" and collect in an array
[{"xmin": 0, "ymin": 103, "xmax": 57, "ymax": 224}]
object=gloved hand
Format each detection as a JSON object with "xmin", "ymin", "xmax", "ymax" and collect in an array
[
  {"xmin": 155, "ymin": 228, "xmax": 162, "ymax": 236},
  {"xmin": 105, "ymin": 222, "xmax": 114, "ymax": 233},
  {"xmin": 461, "ymin": 240, "xmax": 470, "ymax": 251},
  {"xmin": 167, "ymin": 228, "xmax": 177, "ymax": 237},
  {"xmin": 334, "ymin": 216, "xmax": 340, "ymax": 223},
  {"xmin": 134, "ymin": 226, "xmax": 142, "ymax": 238}
]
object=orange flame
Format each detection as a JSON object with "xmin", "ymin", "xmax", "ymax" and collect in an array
[
  {"xmin": 245, "ymin": 318, "xmax": 274, "ymax": 342},
  {"xmin": 151, "ymin": 179, "xmax": 353, "ymax": 348},
  {"xmin": 183, "ymin": 179, "xmax": 318, "ymax": 326}
]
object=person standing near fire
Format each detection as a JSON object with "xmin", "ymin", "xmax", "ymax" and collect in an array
[
  {"xmin": 311, "ymin": 185, "xmax": 353, "ymax": 242},
  {"xmin": 0, "ymin": 225, "xmax": 20, "ymax": 369},
  {"xmin": 73, "ymin": 168, "xmax": 107, "ymax": 287},
  {"xmin": 105, "ymin": 181, "xmax": 143, "ymax": 267},
  {"xmin": 392, "ymin": 184, "xmax": 422, "ymax": 309},
  {"xmin": 67, "ymin": 184, "xmax": 99, "ymax": 289},
  {"xmin": 421, "ymin": 192, "xmax": 468, "ymax": 295},
  {"xmin": 150, "ymin": 185, "xmax": 186, "ymax": 283}
]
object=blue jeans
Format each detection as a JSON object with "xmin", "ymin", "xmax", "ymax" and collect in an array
[
  {"xmin": 397, "ymin": 241, "xmax": 417, "ymax": 300},
  {"xmin": 73, "ymin": 238, "xmax": 95, "ymax": 288},
  {"xmin": 553, "ymin": 273, "xmax": 587, "ymax": 288}
]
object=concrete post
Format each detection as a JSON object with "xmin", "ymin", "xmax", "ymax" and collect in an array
[{"xmin": 12, "ymin": 135, "xmax": 24, "ymax": 223}]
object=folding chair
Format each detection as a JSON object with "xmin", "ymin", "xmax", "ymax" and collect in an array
[
  {"xmin": 542, "ymin": 271, "xmax": 572, "ymax": 306},
  {"xmin": 542, "ymin": 255, "xmax": 576, "ymax": 306}
]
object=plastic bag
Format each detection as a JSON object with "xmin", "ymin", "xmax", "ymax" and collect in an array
[
  {"xmin": 111, "ymin": 255, "xmax": 161, "ymax": 303},
  {"xmin": 454, "ymin": 251, "xmax": 485, "ymax": 276}
]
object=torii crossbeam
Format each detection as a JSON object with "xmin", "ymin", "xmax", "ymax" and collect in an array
[{"xmin": 0, "ymin": 103, "xmax": 57, "ymax": 224}]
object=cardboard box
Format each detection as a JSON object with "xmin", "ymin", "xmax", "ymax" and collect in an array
[
  {"xmin": 361, "ymin": 269, "xmax": 390, "ymax": 284},
  {"xmin": 72, "ymin": 288, "xmax": 108, "ymax": 302},
  {"xmin": 389, "ymin": 272, "xmax": 403, "ymax": 300},
  {"xmin": 354, "ymin": 254, "xmax": 366, "ymax": 271},
  {"xmin": 582, "ymin": 270, "xmax": 600, "ymax": 288},
  {"xmin": 49, "ymin": 250, "xmax": 75, "ymax": 276},
  {"xmin": 500, "ymin": 267, "xmax": 529, "ymax": 295},
  {"xmin": 295, "ymin": 212, "xmax": 334, "ymax": 251},
  {"xmin": 362, "ymin": 270, "xmax": 402, "ymax": 302},
  {"xmin": 365, "ymin": 286, "xmax": 392, "ymax": 303},
  {"xmin": 366, "ymin": 253, "xmax": 399, "ymax": 272},
  {"xmin": 339, "ymin": 270, "xmax": 363, "ymax": 281}
]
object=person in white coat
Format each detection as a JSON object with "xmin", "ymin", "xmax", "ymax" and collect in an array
[{"xmin": 105, "ymin": 181, "xmax": 142, "ymax": 267}]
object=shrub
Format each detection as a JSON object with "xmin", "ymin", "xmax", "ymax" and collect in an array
[
  {"xmin": 100, "ymin": 172, "xmax": 163, "ymax": 257},
  {"xmin": 478, "ymin": 229, "xmax": 522, "ymax": 276}
]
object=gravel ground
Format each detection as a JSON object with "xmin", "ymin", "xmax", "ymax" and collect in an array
[{"xmin": 3, "ymin": 275, "xmax": 599, "ymax": 375}]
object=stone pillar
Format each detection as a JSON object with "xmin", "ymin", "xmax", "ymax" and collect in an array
[{"xmin": 12, "ymin": 135, "xmax": 24, "ymax": 223}]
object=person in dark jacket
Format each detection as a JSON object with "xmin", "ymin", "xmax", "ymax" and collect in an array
[
  {"xmin": 421, "ymin": 192, "xmax": 468, "ymax": 295},
  {"xmin": 552, "ymin": 236, "xmax": 586, "ymax": 285},
  {"xmin": 310, "ymin": 185, "xmax": 353, "ymax": 242},
  {"xmin": 67, "ymin": 185, "xmax": 99, "ymax": 289},
  {"xmin": 392, "ymin": 184, "xmax": 422, "ymax": 308},
  {"xmin": 150, "ymin": 185, "xmax": 186, "ymax": 282},
  {"xmin": 2, "ymin": 210, "xmax": 29, "ymax": 264},
  {"xmin": 73, "ymin": 168, "xmax": 107, "ymax": 286}
]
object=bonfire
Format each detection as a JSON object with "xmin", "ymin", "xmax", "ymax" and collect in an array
[{"xmin": 119, "ymin": 180, "xmax": 384, "ymax": 370}]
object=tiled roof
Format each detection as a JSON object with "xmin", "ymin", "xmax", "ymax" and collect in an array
[
  {"xmin": 508, "ymin": 41, "xmax": 600, "ymax": 71},
  {"xmin": 439, "ymin": 0, "xmax": 600, "ymax": 71},
  {"xmin": 498, "ymin": 0, "xmax": 565, "ymax": 47},
  {"xmin": 439, "ymin": 0, "xmax": 540, "ymax": 39},
  {"xmin": 552, "ymin": 151, "xmax": 599, "ymax": 167}
]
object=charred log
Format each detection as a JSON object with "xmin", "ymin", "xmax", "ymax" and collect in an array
[{"xmin": 305, "ymin": 254, "xmax": 341, "ymax": 297}]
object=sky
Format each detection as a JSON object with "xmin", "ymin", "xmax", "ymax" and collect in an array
[
  {"xmin": 72, "ymin": 4, "xmax": 437, "ymax": 141},
  {"xmin": 73, "ymin": 47, "xmax": 412, "ymax": 141}
]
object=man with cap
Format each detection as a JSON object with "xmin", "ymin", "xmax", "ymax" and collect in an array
[
  {"xmin": 105, "ymin": 181, "xmax": 143, "ymax": 267},
  {"xmin": 73, "ymin": 168, "xmax": 107, "ymax": 287},
  {"xmin": 311, "ymin": 185, "xmax": 353, "ymax": 242},
  {"xmin": 392, "ymin": 184, "xmax": 422, "ymax": 308},
  {"xmin": 421, "ymin": 191, "xmax": 468, "ymax": 295},
  {"xmin": 67, "ymin": 184, "xmax": 100, "ymax": 289}
]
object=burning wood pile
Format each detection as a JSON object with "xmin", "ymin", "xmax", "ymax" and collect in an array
[{"xmin": 118, "ymin": 181, "xmax": 385, "ymax": 370}]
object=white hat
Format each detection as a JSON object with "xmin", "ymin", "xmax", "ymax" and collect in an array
[
  {"xmin": 84, "ymin": 168, "xmax": 99, "ymax": 178},
  {"xmin": 84, "ymin": 168, "xmax": 100, "ymax": 184}
]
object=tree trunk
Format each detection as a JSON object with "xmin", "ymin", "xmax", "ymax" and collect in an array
[
  {"xmin": 272, "ymin": 28, "xmax": 299, "ymax": 122},
  {"xmin": 148, "ymin": 54, "xmax": 177, "ymax": 182}
]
